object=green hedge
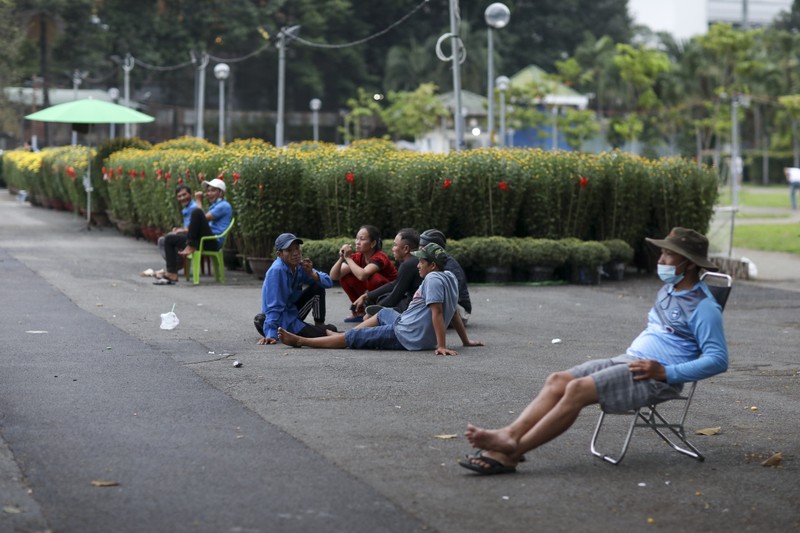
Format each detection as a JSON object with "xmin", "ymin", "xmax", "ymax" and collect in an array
[{"xmin": 2, "ymin": 139, "xmax": 719, "ymax": 259}]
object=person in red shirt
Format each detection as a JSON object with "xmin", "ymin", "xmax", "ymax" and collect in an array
[{"xmin": 330, "ymin": 225, "xmax": 398, "ymax": 323}]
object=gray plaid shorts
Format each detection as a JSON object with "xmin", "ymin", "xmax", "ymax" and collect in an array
[{"xmin": 568, "ymin": 355, "xmax": 683, "ymax": 414}]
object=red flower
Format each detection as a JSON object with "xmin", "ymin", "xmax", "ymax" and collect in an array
[
  {"xmin": 443, "ymin": 179, "xmax": 452, "ymax": 190},
  {"xmin": 101, "ymin": 167, "xmax": 107, "ymax": 174},
  {"xmin": 66, "ymin": 166, "xmax": 75, "ymax": 177},
  {"xmin": 498, "ymin": 181, "xmax": 508, "ymax": 192},
  {"xmin": 217, "ymin": 173, "xmax": 224, "ymax": 181},
  {"xmin": 258, "ymin": 184, "xmax": 264, "ymax": 191},
  {"xmin": 177, "ymin": 177, "xmax": 183, "ymax": 184},
  {"xmin": 579, "ymin": 175, "xmax": 588, "ymax": 189},
  {"xmin": 117, "ymin": 166, "xmax": 122, "ymax": 175},
  {"xmin": 233, "ymin": 172, "xmax": 240, "ymax": 184},
  {"xmin": 345, "ymin": 172, "xmax": 355, "ymax": 184},
  {"xmin": 140, "ymin": 171, "xmax": 145, "ymax": 178},
  {"xmin": 185, "ymin": 169, "xmax": 190, "ymax": 176},
  {"xmin": 108, "ymin": 168, "xmax": 114, "ymax": 178},
  {"xmin": 165, "ymin": 172, "xmax": 171, "ymax": 181},
  {"xmin": 156, "ymin": 168, "xmax": 163, "ymax": 176}
]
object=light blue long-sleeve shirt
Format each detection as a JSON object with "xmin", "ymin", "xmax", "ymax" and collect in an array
[{"xmin": 626, "ymin": 281, "xmax": 728, "ymax": 384}]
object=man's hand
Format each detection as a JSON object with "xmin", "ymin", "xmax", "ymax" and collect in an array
[
  {"xmin": 193, "ymin": 191, "xmax": 204, "ymax": 204},
  {"xmin": 434, "ymin": 346, "xmax": 458, "ymax": 356},
  {"xmin": 257, "ymin": 337, "xmax": 277, "ymax": 345},
  {"xmin": 462, "ymin": 340, "xmax": 484, "ymax": 347},
  {"xmin": 353, "ymin": 293, "xmax": 368, "ymax": 313},
  {"xmin": 301, "ymin": 258, "xmax": 314, "ymax": 276},
  {"xmin": 628, "ymin": 359, "xmax": 667, "ymax": 381}
]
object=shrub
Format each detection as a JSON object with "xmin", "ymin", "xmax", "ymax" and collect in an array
[
  {"xmin": 301, "ymin": 237, "xmax": 349, "ymax": 272},
  {"xmin": 602, "ymin": 239, "xmax": 634, "ymax": 264},
  {"xmin": 468, "ymin": 236, "xmax": 519, "ymax": 268},
  {"xmin": 516, "ymin": 238, "xmax": 570, "ymax": 268},
  {"xmin": 566, "ymin": 240, "xmax": 611, "ymax": 267}
]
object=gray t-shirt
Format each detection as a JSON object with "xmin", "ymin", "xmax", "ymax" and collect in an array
[{"xmin": 393, "ymin": 270, "xmax": 459, "ymax": 350}]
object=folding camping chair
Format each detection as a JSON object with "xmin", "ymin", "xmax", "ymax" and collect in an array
[{"xmin": 589, "ymin": 271, "xmax": 732, "ymax": 465}]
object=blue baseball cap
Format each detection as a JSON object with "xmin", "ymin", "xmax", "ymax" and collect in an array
[{"xmin": 275, "ymin": 233, "xmax": 303, "ymax": 251}]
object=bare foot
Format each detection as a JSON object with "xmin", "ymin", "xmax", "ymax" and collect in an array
[
  {"xmin": 178, "ymin": 246, "xmax": 196, "ymax": 256},
  {"xmin": 465, "ymin": 423, "xmax": 517, "ymax": 456},
  {"xmin": 277, "ymin": 327, "xmax": 302, "ymax": 347}
]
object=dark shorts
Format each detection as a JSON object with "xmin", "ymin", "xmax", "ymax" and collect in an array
[
  {"xmin": 344, "ymin": 308, "xmax": 406, "ymax": 350},
  {"xmin": 568, "ymin": 355, "xmax": 683, "ymax": 414}
]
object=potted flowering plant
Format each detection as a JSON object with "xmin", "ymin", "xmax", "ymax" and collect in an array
[{"xmin": 516, "ymin": 238, "xmax": 569, "ymax": 282}]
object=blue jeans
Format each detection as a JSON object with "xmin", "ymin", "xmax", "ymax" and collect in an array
[{"xmin": 344, "ymin": 308, "xmax": 406, "ymax": 350}]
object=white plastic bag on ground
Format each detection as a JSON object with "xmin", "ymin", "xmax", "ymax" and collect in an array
[{"xmin": 160, "ymin": 304, "xmax": 179, "ymax": 330}]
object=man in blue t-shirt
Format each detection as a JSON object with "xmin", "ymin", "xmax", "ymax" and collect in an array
[
  {"xmin": 156, "ymin": 178, "xmax": 233, "ymax": 285},
  {"xmin": 277, "ymin": 243, "xmax": 484, "ymax": 356},
  {"xmin": 157, "ymin": 184, "xmax": 197, "ymax": 263},
  {"xmin": 458, "ymin": 227, "xmax": 729, "ymax": 475}
]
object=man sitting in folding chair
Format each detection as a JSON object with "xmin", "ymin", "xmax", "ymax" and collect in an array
[{"xmin": 458, "ymin": 227, "xmax": 728, "ymax": 475}]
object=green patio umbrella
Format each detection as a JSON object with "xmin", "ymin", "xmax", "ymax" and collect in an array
[
  {"xmin": 25, "ymin": 98, "xmax": 154, "ymax": 229},
  {"xmin": 25, "ymin": 97, "xmax": 155, "ymax": 124}
]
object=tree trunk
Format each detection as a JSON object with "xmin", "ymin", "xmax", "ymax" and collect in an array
[
  {"xmin": 793, "ymin": 119, "xmax": 799, "ymax": 167},
  {"xmin": 695, "ymin": 126, "xmax": 702, "ymax": 169}
]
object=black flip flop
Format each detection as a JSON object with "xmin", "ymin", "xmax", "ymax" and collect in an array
[{"xmin": 458, "ymin": 453, "xmax": 516, "ymax": 475}]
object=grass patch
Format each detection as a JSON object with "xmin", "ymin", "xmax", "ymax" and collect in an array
[
  {"xmin": 734, "ymin": 224, "xmax": 800, "ymax": 255},
  {"xmin": 718, "ymin": 185, "xmax": 792, "ymax": 208}
]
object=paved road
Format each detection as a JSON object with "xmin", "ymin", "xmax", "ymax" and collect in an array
[{"xmin": 1, "ymin": 191, "xmax": 798, "ymax": 532}]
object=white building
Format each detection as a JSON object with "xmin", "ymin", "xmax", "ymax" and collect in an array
[{"xmin": 629, "ymin": 0, "xmax": 793, "ymax": 40}]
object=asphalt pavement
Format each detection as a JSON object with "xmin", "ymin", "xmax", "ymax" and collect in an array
[{"xmin": 1, "ymin": 190, "xmax": 798, "ymax": 532}]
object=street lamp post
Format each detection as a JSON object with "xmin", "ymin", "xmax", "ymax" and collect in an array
[
  {"xmin": 122, "ymin": 53, "xmax": 134, "ymax": 138},
  {"xmin": 485, "ymin": 3, "xmax": 510, "ymax": 147},
  {"xmin": 276, "ymin": 25, "xmax": 301, "ymax": 148},
  {"xmin": 192, "ymin": 51, "xmax": 209, "ymax": 139},
  {"xmin": 71, "ymin": 69, "xmax": 87, "ymax": 145},
  {"xmin": 108, "ymin": 87, "xmax": 120, "ymax": 139},
  {"xmin": 496, "ymin": 75, "xmax": 510, "ymax": 147},
  {"xmin": 310, "ymin": 98, "xmax": 321, "ymax": 142},
  {"xmin": 214, "ymin": 63, "xmax": 230, "ymax": 147}
]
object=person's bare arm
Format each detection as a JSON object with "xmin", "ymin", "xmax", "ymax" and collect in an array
[
  {"xmin": 430, "ymin": 303, "xmax": 457, "ymax": 356},
  {"xmin": 450, "ymin": 312, "xmax": 483, "ymax": 347}
]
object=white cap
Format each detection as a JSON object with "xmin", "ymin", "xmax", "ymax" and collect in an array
[{"xmin": 202, "ymin": 178, "xmax": 226, "ymax": 193}]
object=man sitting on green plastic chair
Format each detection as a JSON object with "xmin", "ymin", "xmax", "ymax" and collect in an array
[{"xmin": 155, "ymin": 178, "xmax": 233, "ymax": 285}]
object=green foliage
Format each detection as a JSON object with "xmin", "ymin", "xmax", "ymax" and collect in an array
[
  {"xmin": 301, "ymin": 237, "xmax": 350, "ymax": 272},
  {"xmin": 566, "ymin": 240, "xmax": 611, "ymax": 267},
  {"xmin": 515, "ymin": 238, "xmax": 570, "ymax": 268},
  {"xmin": 382, "ymin": 83, "xmax": 449, "ymax": 140},
  {"xmin": 468, "ymin": 236, "xmax": 519, "ymax": 268},
  {"xmin": 92, "ymin": 137, "xmax": 152, "ymax": 213},
  {"xmin": 601, "ymin": 239, "xmax": 634, "ymax": 263}
]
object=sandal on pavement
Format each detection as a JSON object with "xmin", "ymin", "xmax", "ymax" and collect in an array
[
  {"xmin": 458, "ymin": 452, "xmax": 517, "ymax": 475},
  {"xmin": 465, "ymin": 450, "xmax": 526, "ymax": 463},
  {"xmin": 153, "ymin": 277, "xmax": 176, "ymax": 285},
  {"xmin": 343, "ymin": 315, "xmax": 364, "ymax": 323}
]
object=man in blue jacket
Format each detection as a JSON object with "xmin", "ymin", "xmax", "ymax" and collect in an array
[
  {"xmin": 459, "ymin": 227, "xmax": 728, "ymax": 475},
  {"xmin": 254, "ymin": 233, "xmax": 335, "ymax": 345}
]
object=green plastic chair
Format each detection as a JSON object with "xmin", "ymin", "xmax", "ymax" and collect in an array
[{"xmin": 185, "ymin": 218, "xmax": 235, "ymax": 285}]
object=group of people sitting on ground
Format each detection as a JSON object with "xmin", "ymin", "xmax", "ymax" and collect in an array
[
  {"xmin": 151, "ymin": 179, "xmax": 233, "ymax": 285},
  {"xmin": 253, "ymin": 226, "xmax": 480, "ymax": 355},
  {"xmin": 142, "ymin": 194, "xmax": 729, "ymax": 477}
]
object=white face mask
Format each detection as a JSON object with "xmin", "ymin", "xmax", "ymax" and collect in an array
[{"xmin": 657, "ymin": 260, "xmax": 688, "ymax": 285}]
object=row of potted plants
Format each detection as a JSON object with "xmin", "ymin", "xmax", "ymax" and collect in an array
[
  {"xmin": 291, "ymin": 236, "xmax": 634, "ymax": 285},
  {"xmin": 2, "ymin": 138, "xmax": 717, "ymax": 263}
]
